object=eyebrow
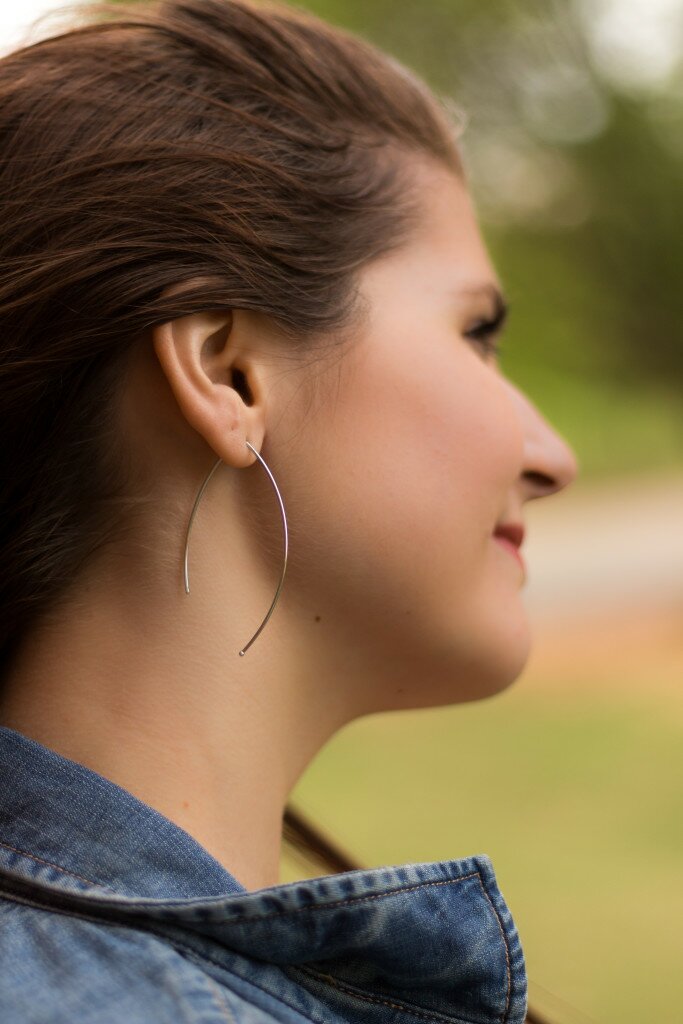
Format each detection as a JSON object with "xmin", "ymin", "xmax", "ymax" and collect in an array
[{"xmin": 458, "ymin": 282, "xmax": 510, "ymax": 326}]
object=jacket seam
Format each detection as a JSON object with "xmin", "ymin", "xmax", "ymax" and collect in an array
[
  {"xmin": 0, "ymin": 869, "xmax": 498, "ymax": 931},
  {"xmin": 474, "ymin": 876, "xmax": 512, "ymax": 1023},
  {"xmin": 288, "ymin": 963, "xmax": 488, "ymax": 1024},
  {"xmin": 0, "ymin": 869, "xmax": 514, "ymax": 1024},
  {"xmin": 175, "ymin": 948, "xmax": 239, "ymax": 1024},
  {"xmin": 199, "ymin": 966, "xmax": 238, "ymax": 1024},
  {"xmin": 180, "ymin": 947, "xmax": 274, "ymax": 1024},
  {"xmin": 282, "ymin": 870, "xmax": 511, "ymax": 1024},
  {"xmin": 223, "ymin": 872, "xmax": 481, "ymax": 921},
  {"xmin": 0, "ymin": 869, "xmax": 482, "ymax": 916},
  {"xmin": 0, "ymin": 887, "xmax": 318, "ymax": 1023},
  {"xmin": 0, "ymin": 838, "xmax": 119, "ymax": 894}
]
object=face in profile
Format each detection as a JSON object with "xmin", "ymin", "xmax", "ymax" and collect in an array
[{"xmin": 279, "ymin": 157, "xmax": 579, "ymax": 715}]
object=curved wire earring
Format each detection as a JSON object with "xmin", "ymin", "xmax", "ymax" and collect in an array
[{"xmin": 183, "ymin": 440, "xmax": 289, "ymax": 657}]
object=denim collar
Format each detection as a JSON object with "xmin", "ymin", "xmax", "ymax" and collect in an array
[{"xmin": 0, "ymin": 725, "xmax": 528, "ymax": 1024}]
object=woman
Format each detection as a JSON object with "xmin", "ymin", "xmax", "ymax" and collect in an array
[{"xmin": 0, "ymin": 0, "xmax": 578, "ymax": 1022}]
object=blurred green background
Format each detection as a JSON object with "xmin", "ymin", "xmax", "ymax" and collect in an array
[
  {"xmin": 6, "ymin": 2, "xmax": 681, "ymax": 1021},
  {"xmin": 290, "ymin": 0, "xmax": 683, "ymax": 483},
  {"xmin": 278, "ymin": 3, "xmax": 683, "ymax": 1024}
]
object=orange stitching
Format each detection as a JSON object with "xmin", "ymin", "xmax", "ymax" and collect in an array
[
  {"xmin": 231, "ymin": 871, "xmax": 481, "ymax": 923},
  {"xmin": 0, "ymin": 869, "xmax": 484, "ymax": 916},
  {"xmin": 287, "ymin": 869, "xmax": 514, "ymax": 1024},
  {"xmin": 0, "ymin": 873, "xmax": 512, "ymax": 1024},
  {"xmin": 205, "ymin": 973, "xmax": 238, "ymax": 1024},
  {"xmin": 0, "ymin": 838, "xmax": 115, "ymax": 892}
]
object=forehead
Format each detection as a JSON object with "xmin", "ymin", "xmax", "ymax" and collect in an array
[
  {"xmin": 361, "ymin": 157, "xmax": 502, "ymax": 302},
  {"xmin": 409, "ymin": 159, "xmax": 498, "ymax": 282}
]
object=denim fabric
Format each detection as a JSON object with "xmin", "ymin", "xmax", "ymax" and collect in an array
[{"xmin": 0, "ymin": 725, "xmax": 528, "ymax": 1023}]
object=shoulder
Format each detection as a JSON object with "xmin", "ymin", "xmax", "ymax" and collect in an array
[{"xmin": 0, "ymin": 898, "xmax": 304, "ymax": 1023}]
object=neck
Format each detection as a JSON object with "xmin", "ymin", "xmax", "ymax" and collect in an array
[{"xmin": 0, "ymin": 528, "xmax": 351, "ymax": 892}]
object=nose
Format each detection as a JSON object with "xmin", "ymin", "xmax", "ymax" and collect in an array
[{"xmin": 510, "ymin": 386, "xmax": 580, "ymax": 501}]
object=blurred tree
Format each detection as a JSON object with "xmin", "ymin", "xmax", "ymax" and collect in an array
[
  {"xmin": 301, "ymin": 0, "xmax": 682, "ymax": 388},
  {"xmin": 105, "ymin": 0, "xmax": 681, "ymax": 475}
]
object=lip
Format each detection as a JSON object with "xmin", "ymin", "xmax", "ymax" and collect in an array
[
  {"xmin": 493, "ymin": 533, "xmax": 526, "ymax": 577},
  {"xmin": 493, "ymin": 522, "xmax": 525, "ymax": 548}
]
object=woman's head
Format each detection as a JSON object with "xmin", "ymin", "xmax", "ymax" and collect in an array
[{"xmin": 0, "ymin": 0, "xmax": 577, "ymax": 717}]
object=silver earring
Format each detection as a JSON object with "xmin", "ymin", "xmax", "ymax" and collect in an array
[{"xmin": 183, "ymin": 440, "xmax": 288, "ymax": 657}]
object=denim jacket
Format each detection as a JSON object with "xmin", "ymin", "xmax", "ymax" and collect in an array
[{"xmin": 0, "ymin": 725, "xmax": 528, "ymax": 1023}]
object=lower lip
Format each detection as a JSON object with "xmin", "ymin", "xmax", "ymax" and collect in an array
[{"xmin": 493, "ymin": 534, "xmax": 526, "ymax": 575}]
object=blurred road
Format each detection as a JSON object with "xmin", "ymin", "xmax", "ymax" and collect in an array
[
  {"xmin": 522, "ymin": 467, "xmax": 683, "ymax": 618},
  {"xmin": 518, "ymin": 468, "xmax": 683, "ymax": 696}
]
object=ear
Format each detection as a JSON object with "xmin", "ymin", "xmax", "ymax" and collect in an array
[{"xmin": 151, "ymin": 299, "xmax": 266, "ymax": 471}]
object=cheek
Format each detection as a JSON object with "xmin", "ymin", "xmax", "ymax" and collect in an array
[{"xmin": 293, "ymin": 331, "xmax": 522, "ymax": 629}]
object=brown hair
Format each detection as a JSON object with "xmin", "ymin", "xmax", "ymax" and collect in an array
[
  {"xmin": 0, "ymin": 0, "xmax": 462, "ymax": 673},
  {"xmin": 0, "ymin": 3, "xmax": 548, "ymax": 1021}
]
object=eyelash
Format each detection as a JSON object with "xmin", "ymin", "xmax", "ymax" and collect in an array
[{"xmin": 464, "ymin": 317, "xmax": 505, "ymax": 359}]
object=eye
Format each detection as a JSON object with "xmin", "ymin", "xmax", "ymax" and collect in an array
[{"xmin": 463, "ymin": 315, "xmax": 505, "ymax": 360}]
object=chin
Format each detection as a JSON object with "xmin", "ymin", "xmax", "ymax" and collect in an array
[
  {"xmin": 413, "ymin": 612, "xmax": 534, "ymax": 710},
  {"xmin": 475, "ymin": 619, "xmax": 532, "ymax": 701},
  {"xmin": 353, "ymin": 593, "xmax": 533, "ymax": 715},
  {"xmin": 453, "ymin": 660, "xmax": 529, "ymax": 705}
]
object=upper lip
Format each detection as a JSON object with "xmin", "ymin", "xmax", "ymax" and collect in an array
[{"xmin": 493, "ymin": 522, "xmax": 525, "ymax": 548}]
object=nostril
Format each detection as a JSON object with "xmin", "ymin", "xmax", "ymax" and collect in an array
[
  {"xmin": 523, "ymin": 469, "xmax": 561, "ymax": 495},
  {"xmin": 525, "ymin": 470, "xmax": 554, "ymax": 486}
]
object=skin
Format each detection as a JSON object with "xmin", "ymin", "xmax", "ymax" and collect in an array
[{"xmin": 0, "ymin": 158, "xmax": 578, "ymax": 891}]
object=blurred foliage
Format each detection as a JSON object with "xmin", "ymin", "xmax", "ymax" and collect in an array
[
  {"xmin": 112, "ymin": 0, "xmax": 682, "ymax": 474},
  {"xmin": 295, "ymin": 0, "xmax": 683, "ymax": 479},
  {"xmin": 285, "ymin": 685, "xmax": 683, "ymax": 1024}
]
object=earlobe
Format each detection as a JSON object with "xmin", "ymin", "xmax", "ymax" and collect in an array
[{"xmin": 151, "ymin": 306, "xmax": 264, "ymax": 470}]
